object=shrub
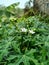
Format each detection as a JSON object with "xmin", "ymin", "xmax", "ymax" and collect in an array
[{"xmin": 0, "ymin": 16, "xmax": 49, "ymax": 65}]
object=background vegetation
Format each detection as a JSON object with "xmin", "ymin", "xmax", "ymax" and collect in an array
[{"xmin": 0, "ymin": 0, "xmax": 49, "ymax": 65}]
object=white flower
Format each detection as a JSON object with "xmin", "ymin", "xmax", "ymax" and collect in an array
[
  {"xmin": 29, "ymin": 30, "xmax": 35, "ymax": 34},
  {"xmin": 21, "ymin": 28, "xmax": 27, "ymax": 32}
]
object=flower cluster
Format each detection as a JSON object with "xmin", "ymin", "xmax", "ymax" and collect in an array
[
  {"xmin": 21, "ymin": 28, "xmax": 35, "ymax": 34},
  {"xmin": 29, "ymin": 30, "xmax": 35, "ymax": 34},
  {"xmin": 21, "ymin": 28, "xmax": 27, "ymax": 32}
]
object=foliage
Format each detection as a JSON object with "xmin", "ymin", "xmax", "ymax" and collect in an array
[
  {"xmin": 24, "ymin": 0, "xmax": 34, "ymax": 17},
  {"xmin": 0, "ymin": 3, "xmax": 24, "ymax": 18},
  {"xmin": 0, "ymin": 16, "xmax": 49, "ymax": 65}
]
